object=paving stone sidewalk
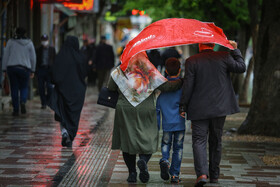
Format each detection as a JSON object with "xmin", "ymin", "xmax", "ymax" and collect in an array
[
  {"xmin": 1, "ymin": 88, "xmax": 280, "ymax": 187},
  {"xmin": 0, "ymin": 87, "xmax": 111, "ymax": 186},
  {"xmin": 104, "ymin": 108, "xmax": 280, "ymax": 187}
]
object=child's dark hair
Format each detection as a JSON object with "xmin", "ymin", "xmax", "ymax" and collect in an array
[{"xmin": 165, "ymin": 57, "xmax": 180, "ymax": 76}]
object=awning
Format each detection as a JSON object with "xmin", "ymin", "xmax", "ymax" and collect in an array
[{"xmin": 54, "ymin": 3, "xmax": 76, "ymax": 16}]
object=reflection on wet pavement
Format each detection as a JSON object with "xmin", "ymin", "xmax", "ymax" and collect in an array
[
  {"xmin": 0, "ymin": 88, "xmax": 109, "ymax": 186},
  {"xmin": 1, "ymin": 88, "xmax": 280, "ymax": 186}
]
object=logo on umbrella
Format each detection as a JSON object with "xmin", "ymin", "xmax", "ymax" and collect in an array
[
  {"xmin": 130, "ymin": 35, "xmax": 156, "ymax": 52},
  {"xmin": 194, "ymin": 28, "xmax": 214, "ymax": 38}
]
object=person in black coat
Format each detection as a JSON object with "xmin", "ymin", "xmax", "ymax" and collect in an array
[
  {"xmin": 179, "ymin": 41, "xmax": 246, "ymax": 186},
  {"xmin": 36, "ymin": 34, "xmax": 56, "ymax": 109},
  {"xmin": 49, "ymin": 36, "xmax": 88, "ymax": 148},
  {"xmin": 80, "ymin": 39, "xmax": 96, "ymax": 86},
  {"xmin": 147, "ymin": 49, "xmax": 163, "ymax": 69},
  {"xmin": 93, "ymin": 36, "xmax": 115, "ymax": 91},
  {"xmin": 161, "ymin": 47, "xmax": 181, "ymax": 64}
]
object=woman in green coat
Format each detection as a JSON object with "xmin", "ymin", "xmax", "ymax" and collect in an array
[{"xmin": 107, "ymin": 52, "xmax": 182, "ymax": 183}]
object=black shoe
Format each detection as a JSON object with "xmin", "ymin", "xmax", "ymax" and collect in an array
[
  {"xmin": 127, "ymin": 172, "xmax": 137, "ymax": 183},
  {"xmin": 160, "ymin": 161, "xmax": 170, "ymax": 180},
  {"xmin": 61, "ymin": 133, "xmax": 67, "ymax": 146},
  {"xmin": 61, "ymin": 133, "xmax": 72, "ymax": 148},
  {"xmin": 137, "ymin": 159, "xmax": 150, "ymax": 183},
  {"xmin": 12, "ymin": 111, "xmax": 19, "ymax": 116},
  {"xmin": 20, "ymin": 103, "xmax": 26, "ymax": 114},
  {"xmin": 171, "ymin": 175, "xmax": 181, "ymax": 183}
]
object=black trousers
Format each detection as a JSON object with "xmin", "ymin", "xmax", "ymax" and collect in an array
[
  {"xmin": 97, "ymin": 69, "xmax": 110, "ymax": 91},
  {"xmin": 191, "ymin": 116, "xmax": 226, "ymax": 179},
  {"xmin": 123, "ymin": 152, "xmax": 152, "ymax": 173},
  {"xmin": 37, "ymin": 67, "xmax": 52, "ymax": 106}
]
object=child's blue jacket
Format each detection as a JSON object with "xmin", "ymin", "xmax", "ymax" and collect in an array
[{"xmin": 156, "ymin": 77, "xmax": 185, "ymax": 132}]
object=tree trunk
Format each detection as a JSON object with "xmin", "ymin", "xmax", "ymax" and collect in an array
[
  {"xmin": 239, "ymin": 0, "xmax": 259, "ymax": 104},
  {"xmin": 239, "ymin": 57, "xmax": 254, "ymax": 104},
  {"xmin": 231, "ymin": 26, "xmax": 250, "ymax": 97},
  {"xmin": 238, "ymin": 0, "xmax": 280, "ymax": 137}
]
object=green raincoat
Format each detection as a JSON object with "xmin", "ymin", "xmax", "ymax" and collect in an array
[{"xmin": 108, "ymin": 77, "xmax": 182, "ymax": 154}]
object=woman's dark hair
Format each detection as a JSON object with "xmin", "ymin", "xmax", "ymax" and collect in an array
[{"xmin": 165, "ymin": 57, "xmax": 180, "ymax": 76}]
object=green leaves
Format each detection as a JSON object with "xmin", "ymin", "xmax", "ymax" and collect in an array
[{"xmin": 113, "ymin": 0, "xmax": 250, "ymax": 32}]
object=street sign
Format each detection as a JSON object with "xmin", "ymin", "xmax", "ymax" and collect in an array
[{"xmin": 63, "ymin": 0, "xmax": 94, "ymax": 11}]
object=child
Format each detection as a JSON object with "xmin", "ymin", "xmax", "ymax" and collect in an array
[{"xmin": 156, "ymin": 57, "xmax": 185, "ymax": 183}]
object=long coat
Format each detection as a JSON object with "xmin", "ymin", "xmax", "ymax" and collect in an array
[
  {"xmin": 108, "ymin": 77, "xmax": 182, "ymax": 154},
  {"xmin": 49, "ymin": 36, "xmax": 88, "ymax": 141}
]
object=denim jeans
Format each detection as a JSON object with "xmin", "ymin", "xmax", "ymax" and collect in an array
[
  {"xmin": 160, "ymin": 130, "xmax": 185, "ymax": 176},
  {"xmin": 37, "ymin": 67, "xmax": 52, "ymax": 106},
  {"xmin": 7, "ymin": 66, "xmax": 30, "ymax": 112}
]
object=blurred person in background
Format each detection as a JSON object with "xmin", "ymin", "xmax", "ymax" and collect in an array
[
  {"xmin": 2, "ymin": 27, "xmax": 36, "ymax": 116},
  {"xmin": 147, "ymin": 49, "xmax": 163, "ymax": 70},
  {"xmin": 80, "ymin": 38, "xmax": 96, "ymax": 86},
  {"xmin": 49, "ymin": 36, "xmax": 88, "ymax": 148},
  {"xmin": 35, "ymin": 34, "xmax": 56, "ymax": 109},
  {"xmin": 93, "ymin": 36, "xmax": 115, "ymax": 91}
]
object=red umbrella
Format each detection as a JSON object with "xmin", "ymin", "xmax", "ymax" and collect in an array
[{"xmin": 120, "ymin": 18, "xmax": 234, "ymax": 71}]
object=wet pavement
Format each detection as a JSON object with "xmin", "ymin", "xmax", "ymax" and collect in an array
[{"xmin": 1, "ymin": 87, "xmax": 280, "ymax": 187}]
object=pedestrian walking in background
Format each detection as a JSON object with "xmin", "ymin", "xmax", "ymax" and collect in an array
[
  {"xmin": 2, "ymin": 27, "xmax": 36, "ymax": 116},
  {"xmin": 179, "ymin": 41, "xmax": 246, "ymax": 187},
  {"xmin": 48, "ymin": 36, "xmax": 88, "ymax": 148},
  {"xmin": 161, "ymin": 47, "xmax": 181, "ymax": 64},
  {"xmin": 88, "ymin": 40, "xmax": 97, "ymax": 86},
  {"xmin": 107, "ymin": 52, "xmax": 182, "ymax": 184},
  {"xmin": 147, "ymin": 49, "xmax": 163, "ymax": 70},
  {"xmin": 156, "ymin": 58, "xmax": 185, "ymax": 184},
  {"xmin": 80, "ymin": 39, "xmax": 92, "ymax": 61},
  {"xmin": 93, "ymin": 36, "xmax": 115, "ymax": 91},
  {"xmin": 35, "ymin": 34, "xmax": 56, "ymax": 109},
  {"xmin": 80, "ymin": 39, "xmax": 96, "ymax": 86}
]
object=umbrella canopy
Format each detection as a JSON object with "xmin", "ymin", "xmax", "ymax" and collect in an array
[{"xmin": 120, "ymin": 18, "xmax": 233, "ymax": 71}]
